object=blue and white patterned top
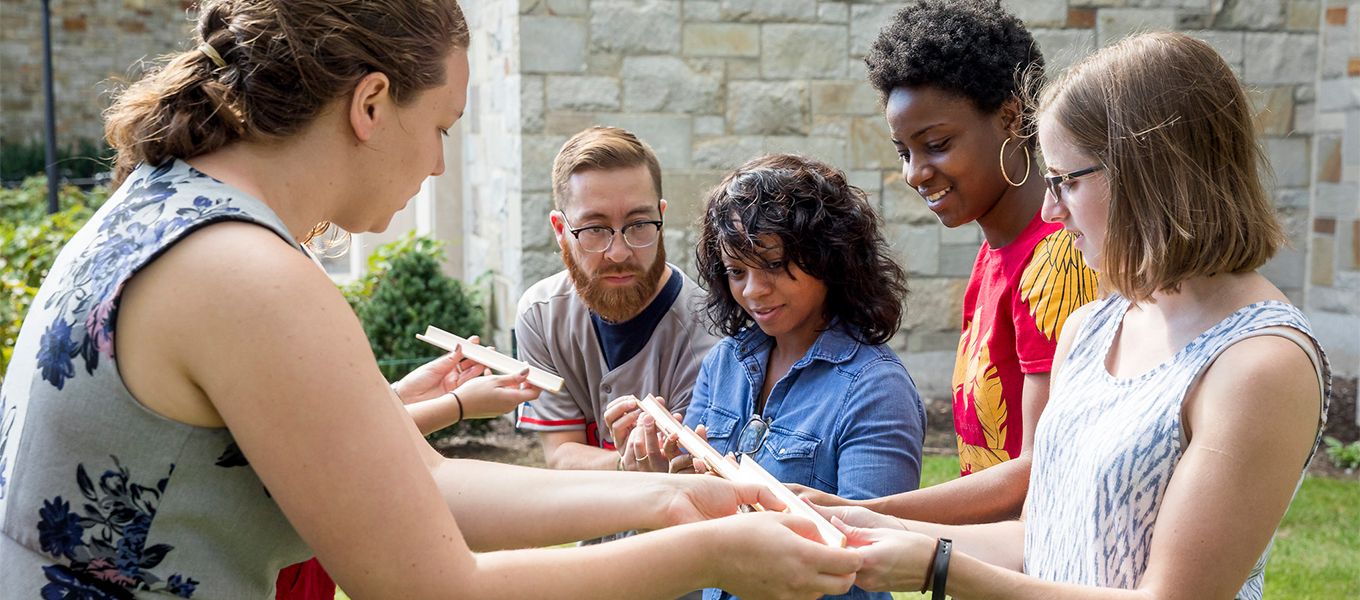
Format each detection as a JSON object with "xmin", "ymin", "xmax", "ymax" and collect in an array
[
  {"xmin": 0, "ymin": 160, "xmax": 312, "ymax": 598},
  {"xmin": 1024, "ymin": 294, "xmax": 1330, "ymax": 598}
]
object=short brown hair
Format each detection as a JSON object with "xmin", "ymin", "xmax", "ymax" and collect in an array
[
  {"xmin": 551, "ymin": 127, "xmax": 663, "ymax": 209},
  {"xmin": 1038, "ymin": 32, "xmax": 1285, "ymax": 302},
  {"xmin": 104, "ymin": 0, "xmax": 470, "ymax": 186}
]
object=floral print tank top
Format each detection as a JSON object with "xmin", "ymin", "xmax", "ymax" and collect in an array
[{"xmin": 0, "ymin": 160, "xmax": 311, "ymax": 598}]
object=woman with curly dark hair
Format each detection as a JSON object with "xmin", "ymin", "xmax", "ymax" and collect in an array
[
  {"xmin": 667, "ymin": 154, "xmax": 925, "ymax": 600},
  {"xmin": 800, "ymin": 0, "xmax": 1098, "ymax": 526}
]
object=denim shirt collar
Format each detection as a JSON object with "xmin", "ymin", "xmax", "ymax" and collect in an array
[{"xmin": 732, "ymin": 320, "xmax": 860, "ymax": 368}]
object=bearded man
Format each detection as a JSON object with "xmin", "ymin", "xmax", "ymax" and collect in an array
[{"xmin": 514, "ymin": 127, "xmax": 717, "ymax": 476}]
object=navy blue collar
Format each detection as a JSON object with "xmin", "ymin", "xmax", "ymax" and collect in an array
[{"xmin": 590, "ymin": 267, "xmax": 683, "ymax": 370}]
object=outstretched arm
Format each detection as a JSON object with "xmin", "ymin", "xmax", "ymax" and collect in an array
[
  {"xmin": 827, "ymin": 329, "xmax": 1322, "ymax": 599},
  {"xmin": 124, "ymin": 223, "xmax": 861, "ymax": 599}
]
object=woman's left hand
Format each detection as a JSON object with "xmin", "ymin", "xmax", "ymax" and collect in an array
[
  {"xmin": 390, "ymin": 336, "xmax": 487, "ymax": 403},
  {"xmin": 832, "ymin": 517, "xmax": 937, "ymax": 592}
]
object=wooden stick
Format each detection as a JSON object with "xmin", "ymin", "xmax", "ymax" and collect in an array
[
  {"xmin": 635, "ymin": 395, "xmax": 845, "ymax": 547},
  {"xmin": 416, "ymin": 326, "xmax": 564, "ymax": 393},
  {"xmin": 736, "ymin": 456, "xmax": 847, "ymax": 547},
  {"xmin": 635, "ymin": 395, "xmax": 741, "ymax": 480}
]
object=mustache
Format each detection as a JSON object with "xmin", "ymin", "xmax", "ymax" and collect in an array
[{"xmin": 594, "ymin": 264, "xmax": 643, "ymax": 277}]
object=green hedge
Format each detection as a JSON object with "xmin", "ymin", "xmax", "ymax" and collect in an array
[
  {"xmin": 0, "ymin": 176, "xmax": 108, "ymax": 377},
  {"xmin": 0, "ymin": 138, "xmax": 112, "ymax": 184},
  {"xmin": 340, "ymin": 233, "xmax": 494, "ymax": 439}
]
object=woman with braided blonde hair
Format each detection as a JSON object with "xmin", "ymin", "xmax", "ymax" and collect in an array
[{"xmin": 0, "ymin": 1, "xmax": 862, "ymax": 598}]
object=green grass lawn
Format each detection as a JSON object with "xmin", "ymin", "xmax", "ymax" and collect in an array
[{"xmin": 340, "ymin": 455, "xmax": 1357, "ymax": 599}]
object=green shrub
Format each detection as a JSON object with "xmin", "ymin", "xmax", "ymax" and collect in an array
[
  {"xmin": 1324, "ymin": 436, "xmax": 1360, "ymax": 471},
  {"xmin": 0, "ymin": 178, "xmax": 108, "ymax": 378},
  {"xmin": 0, "ymin": 138, "xmax": 112, "ymax": 183},
  {"xmin": 341, "ymin": 233, "xmax": 493, "ymax": 439}
]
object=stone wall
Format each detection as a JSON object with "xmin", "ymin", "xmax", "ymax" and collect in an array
[
  {"xmin": 507, "ymin": 0, "xmax": 1354, "ymax": 401},
  {"xmin": 2, "ymin": 1, "xmax": 1355, "ymax": 411},
  {"xmin": 463, "ymin": 0, "xmax": 528, "ymax": 350},
  {"xmin": 1311, "ymin": 1, "xmax": 1360, "ymax": 420},
  {"xmin": 0, "ymin": 0, "xmax": 197, "ymax": 145}
]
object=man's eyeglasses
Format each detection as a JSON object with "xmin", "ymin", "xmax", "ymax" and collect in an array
[
  {"xmin": 736, "ymin": 415, "xmax": 770, "ymax": 457},
  {"xmin": 560, "ymin": 213, "xmax": 663, "ymax": 253},
  {"xmin": 1043, "ymin": 164, "xmax": 1104, "ymax": 203}
]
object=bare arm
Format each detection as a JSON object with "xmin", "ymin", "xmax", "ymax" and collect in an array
[
  {"xmin": 860, "ymin": 438, "xmax": 1032, "ymax": 523},
  {"xmin": 403, "ymin": 373, "xmax": 539, "ymax": 436},
  {"xmin": 539, "ymin": 429, "xmax": 623, "ymax": 470},
  {"xmin": 390, "ymin": 339, "xmax": 540, "ymax": 436},
  {"xmin": 120, "ymin": 223, "xmax": 863, "ymax": 600},
  {"xmin": 849, "ymin": 348, "xmax": 1060, "ymax": 524},
  {"xmin": 833, "ymin": 327, "xmax": 1322, "ymax": 599}
]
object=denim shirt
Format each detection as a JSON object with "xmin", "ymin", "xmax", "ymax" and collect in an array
[{"xmin": 684, "ymin": 324, "xmax": 926, "ymax": 600}]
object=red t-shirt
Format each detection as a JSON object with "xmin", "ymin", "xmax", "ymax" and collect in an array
[{"xmin": 952, "ymin": 212, "xmax": 1098, "ymax": 475}]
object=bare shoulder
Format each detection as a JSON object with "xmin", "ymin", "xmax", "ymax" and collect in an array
[
  {"xmin": 121, "ymin": 221, "xmax": 343, "ymax": 345},
  {"xmin": 1189, "ymin": 330, "xmax": 1322, "ymax": 461},
  {"xmin": 1058, "ymin": 300, "xmax": 1099, "ymax": 338},
  {"xmin": 118, "ymin": 221, "xmax": 363, "ymax": 425}
]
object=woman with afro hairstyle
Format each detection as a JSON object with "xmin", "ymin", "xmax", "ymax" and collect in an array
[
  {"xmin": 801, "ymin": 0, "xmax": 1098, "ymax": 525},
  {"xmin": 657, "ymin": 154, "xmax": 925, "ymax": 600}
]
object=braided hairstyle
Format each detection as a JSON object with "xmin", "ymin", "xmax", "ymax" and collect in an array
[
  {"xmin": 104, "ymin": 0, "xmax": 470, "ymax": 186},
  {"xmin": 696, "ymin": 154, "xmax": 909, "ymax": 345}
]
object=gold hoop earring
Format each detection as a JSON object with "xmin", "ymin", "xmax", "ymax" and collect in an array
[{"xmin": 1000, "ymin": 137, "xmax": 1031, "ymax": 187}]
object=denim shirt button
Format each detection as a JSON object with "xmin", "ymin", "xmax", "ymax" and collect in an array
[{"xmin": 778, "ymin": 448, "xmax": 787, "ymax": 455}]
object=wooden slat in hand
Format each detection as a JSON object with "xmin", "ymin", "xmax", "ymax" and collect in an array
[
  {"xmin": 417, "ymin": 326, "xmax": 565, "ymax": 393},
  {"xmin": 633, "ymin": 395, "xmax": 846, "ymax": 547}
]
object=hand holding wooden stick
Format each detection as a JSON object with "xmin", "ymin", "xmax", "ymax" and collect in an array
[{"xmin": 634, "ymin": 395, "xmax": 847, "ymax": 547}]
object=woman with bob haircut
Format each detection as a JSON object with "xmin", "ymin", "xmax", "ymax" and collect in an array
[
  {"xmin": 645, "ymin": 153, "xmax": 925, "ymax": 600},
  {"xmin": 0, "ymin": 1, "xmax": 864, "ymax": 598},
  {"xmin": 818, "ymin": 32, "xmax": 1330, "ymax": 599}
]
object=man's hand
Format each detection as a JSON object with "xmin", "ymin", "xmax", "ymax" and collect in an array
[{"xmin": 602, "ymin": 396, "xmax": 643, "ymax": 458}]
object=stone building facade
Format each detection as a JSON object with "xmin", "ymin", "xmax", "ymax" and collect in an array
[
  {"xmin": 2, "ymin": 0, "xmax": 1357, "ymax": 415},
  {"xmin": 0, "ymin": 0, "xmax": 197, "ymax": 145},
  {"xmin": 465, "ymin": 0, "xmax": 1359, "ymax": 407}
]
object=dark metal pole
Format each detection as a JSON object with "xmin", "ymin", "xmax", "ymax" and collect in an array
[{"xmin": 42, "ymin": 0, "xmax": 58, "ymax": 214}]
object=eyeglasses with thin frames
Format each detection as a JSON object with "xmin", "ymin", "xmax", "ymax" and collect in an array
[
  {"xmin": 1043, "ymin": 164, "xmax": 1104, "ymax": 203},
  {"xmin": 736, "ymin": 414, "xmax": 770, "ymax": 457},
  {"xmin": 559, "ymin": 213, "xmax": 663, "ymax": 253}
]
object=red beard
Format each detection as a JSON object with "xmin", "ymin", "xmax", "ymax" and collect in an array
[{"xmin": 562, "ymin": 242, "xmax": 668, "ymax": 323}]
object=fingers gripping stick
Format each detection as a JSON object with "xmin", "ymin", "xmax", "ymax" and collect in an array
[
  {"xmin": 633, "ymin": 395, "xmax": 847, "ymax": 547},
  {"xmin": 416, "ymin": 326, "xmax": 564, "ymax": 393}
]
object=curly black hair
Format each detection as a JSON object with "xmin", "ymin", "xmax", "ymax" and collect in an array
[
  {"xmin": 695, "ymin": 154, "xmax": 908, "ymax": 346},
  {"xmin": 865, "ymin": 0, "xmax": 1044, "ymax": 134}
]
